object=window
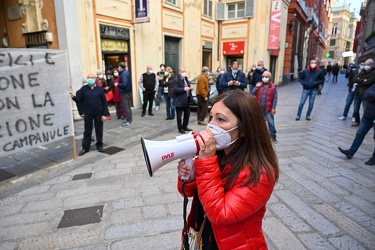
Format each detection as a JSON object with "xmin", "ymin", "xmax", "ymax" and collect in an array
[
  {"xmin": 330, "ymin": 39, "xmax": 336, "ymax": 46},
  {"xmin": 166, "ymin": 0, "xmax": 178, "ymax": 6},
  {"xmin": 203, "ymin": 0, "xmax": 213, "ymax": 18},
  {"xmin": 329, "ymin": 51, "xmax": 335, "ymax": 58},
  {"xmin": 331, "ymin": 23, "xmax": 338, "ymax": 35},
  {"xmin": 216, "ymin": 0, "xmax": 253, "ymax": 20},
  {"xmin": 227, "ymin": 2, "xmax": 245, "ymax": 19}
]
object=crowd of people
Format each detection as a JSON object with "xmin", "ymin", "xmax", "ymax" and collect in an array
[{"xmin": 69, "ymin": 57, "xmax": 374, "ymax": 249}]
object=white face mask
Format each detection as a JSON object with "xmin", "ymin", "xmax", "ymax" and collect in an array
[
  {"xmin": 311, "ymin": 64, "xmax": 317, "ymax": 68},
  {"xmin": 262, "ymin": 77, "xmax": 269, "ymax": 83},
  {"xmin": 207, "ymin": 123, "xmax": 238, "ymax": 150},
  {"xmin": 160, "ymin": 66, "xmax": 165, "ymax": 70},
  {"xmin": 220, "ymin": 70, "xmax": 225, "ymax": 75},
  {"xmin": 181, "ymin": 72, "xmax": 187, "ymax": 78},
  {"xmin": 113, "ymin": 73, "xmax": 119, "ymax": 77},
  {"xmin": 148, "ymin": 70, "xmax": 153, "ymax": 74},
  {"xmin": 165, "ymin": 71, "xmax": 169, "ymax": 76},
  {"xmin": 252, "ymin": 67, "xmax": 256, "ymax": 71},
  {"xmin": 364, "ymin": 65, "xmax": 371, "ymax": 71},
  {"xmin": 98, "ymin": 75, "xmax": 103, "ymax": 79}
]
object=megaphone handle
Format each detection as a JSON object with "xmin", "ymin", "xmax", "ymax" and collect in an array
[{"xmin": 181, "ymin": 157, "xmax": 193, "ymax": 181}]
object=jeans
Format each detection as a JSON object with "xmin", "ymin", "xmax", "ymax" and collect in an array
[
  {"xmin": 264, "ymin": 112, "xmax": 276, "ymax": 137},
  {"xmin": 332, "ymin": 74, "xmax": 338, "ymax": 83},
  {"xmin": 155, "ymin": 86, "xmax": 163, "ymax": 107},
  {"xmin": 297, "ymin": 89, "xmax": 318, "ymax": 117},
  {"xmin": 342, "ymin": 91, "xmax": 355, "ymax": 117},
  {"xmin": 120, "ymin": 92, "xmax": 132, "ymax": 122},
  {"xmin": 164, "ymin": 92, "xmax": 175, "ymax": 119},
  {"xmin": 348, "ymin": 116, "xmax": 375, "ymax": 156}
]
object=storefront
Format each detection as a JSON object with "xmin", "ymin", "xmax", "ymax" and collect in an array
[
  {"xmin": 222, "ymin": 41, "xmax": 245, "ymax": 71},
  {"xmin": 100, "ymin": 24, "xmax": 131, "ymax": 77}
]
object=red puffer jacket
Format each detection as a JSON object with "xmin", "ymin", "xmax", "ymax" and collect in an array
[{"xmin": 178, "ymin": 156, "xmax": 275, "ymax": 250}]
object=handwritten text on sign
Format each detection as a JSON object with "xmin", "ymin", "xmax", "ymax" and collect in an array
[{"xmin": 0, "ymin": 49, "xmax": 73, "ymax": 157}]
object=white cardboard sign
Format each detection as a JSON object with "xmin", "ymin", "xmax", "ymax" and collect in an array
[{"xmin": 0, "ymin": 49, "xmax": 74, "ymax": 158}]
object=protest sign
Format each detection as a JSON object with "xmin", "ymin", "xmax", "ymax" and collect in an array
[{"xmin": 0, "ymin": 49, "xmax": 74, "ymax": 158}]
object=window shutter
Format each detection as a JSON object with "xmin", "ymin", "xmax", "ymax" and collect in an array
[
  {"xmin": 244, "ymin": 0, "xmax": 254, "ymax": 18},
  {"xmin": 216, "ymin": 2, "xmax": 225, "ymax": 20}
]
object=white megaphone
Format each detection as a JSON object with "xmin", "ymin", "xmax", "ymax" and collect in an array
[{"xmin": 141, "ymin": 133, "xmax": 200, "ymax": 179}]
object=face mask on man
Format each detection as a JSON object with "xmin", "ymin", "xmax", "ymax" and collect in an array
[
  {"xmin": 232, "ymin": 69, "xmax": 238, "ymax": 74},
  {"xmin": 257, "ymin": 66, "xmax": 263, "ymax": 71},
  {"xmin": 87, "ymin": 78, "xmax": 95, "ymax": 85},
  {"xmin": 181, "ymin": 72, "xmax": 187, "ymax": 78},
  {"xmin": 360, "ymin": 65, "xmax": 365, "ymax": 70},
  {"xmin": 98, "ymin": 75, "xmax": 103, "ymax": 79},
  {"xmin": 364, "ymin": 65, "xmax": 371, "ymax": 71},
  {"xmin": 220, "ymin": 70, "xmax": 225, "ymax": 75},
  {"xmin": 206, "ymin": 71, "xmax": 210, "ymax": 76},
  {"xmin": 165, "ymin": 71, "xmax": 169, "ymax": 76},
  {"xmin": 148, "ymin": 70, "xmax": 153, "ymax": 74},
  {"xmin": 262, "ymin": 77, "xmax": 269, "ymax": 83},
  {"xmin": 310, "ymin": 63, "xmax": 317, "ymax": 68},
  {"xmin": 207, "ymin": 123, "xmax": 238, "ymax": 150}
]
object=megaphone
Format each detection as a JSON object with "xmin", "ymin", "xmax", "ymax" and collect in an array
[{"xmin": 141, "ymin": 133, "xmax": 200, "ymax": 178}]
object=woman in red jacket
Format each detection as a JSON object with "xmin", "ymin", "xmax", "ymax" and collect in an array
[{"xmin": 177, "ymin": 90, "xmax": 279, "ymax": 250}]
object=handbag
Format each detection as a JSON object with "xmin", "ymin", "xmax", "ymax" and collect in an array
[
  {"xmin": 105, "ymin": 91, "xmax": 113, "ymax": 102},
  {"xmin": 181, "ymin": 216, "xmax": 207, "ymax": 250}
]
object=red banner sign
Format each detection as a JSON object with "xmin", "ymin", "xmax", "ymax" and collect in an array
[
  {"xmin": 223, "ymin": 41, "xmax": 245, "ymax": 55},
  {"xmin": 268, "ymin": 0, "xmax": 281, "ymax": 50}
]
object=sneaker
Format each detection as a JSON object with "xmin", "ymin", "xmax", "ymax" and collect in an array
[
  {"xmin": 365, "ymin": 158, "xmax": 375, "ymax": 165},
  {"xmin": 122, "ymin": 122, "xmax": 130, "ymax": 127},
  {"xmin": 351, "ymin": 117, "xmax": 356, "ymax": 122},
  {"xmin": 198, "ymin": 120, "xmax": 207, "ymax": 125},
  {"xmin": 155, "ymin": 106, "xmax": 159, "ymax": 110},
  {"xmin": 295, "ymin": 116, "xmax": 300, "ymax": 121},
  {"xmin": 338, "ymin": 147, "xmax": 353, "ymax": 159},
  {"xmin": 306, "ymin": 116, "xmax": 311, "ymax": 121},
  {"xmin": 338, "ymin": 116, "xmax": 346, "ymax": 120}
]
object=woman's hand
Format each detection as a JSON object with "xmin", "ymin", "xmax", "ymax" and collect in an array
[
  {"xmin": 196, "ymin": 127, "xmax": 216, "ymax": 159},
  {"xmin": 177, "ymin": 159, "xmax": 196, "ymax": 182}
]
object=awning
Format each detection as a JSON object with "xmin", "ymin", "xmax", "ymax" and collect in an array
[{"xmin": 342, "ymin": 51, "xmax": 354, "ymax": 57}]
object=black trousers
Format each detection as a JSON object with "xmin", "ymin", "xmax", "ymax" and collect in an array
[
  {"xmin": 142, "ymin": 90, "xmax": 155, "ymax": 114},
  {"xmin": 82, "ymin": 114, "xmax": 103, "ymax": 150},
  {"xmin": 197, "ymin": 95, "xmax": 208, "ymax": 121},
  {"xmin": 176, "ymin": 106, "xmax": 190, "ymax": 130}
]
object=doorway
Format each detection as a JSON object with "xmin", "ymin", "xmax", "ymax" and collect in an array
[
  {"xmin": 226, "ymin": 56, "xmax": 244, "ymax": 71},
  {"xmin": 164, "ymin": 36, "xmax": 180, "ymax": 75}
]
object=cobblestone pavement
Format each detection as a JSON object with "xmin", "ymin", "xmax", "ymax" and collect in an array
[{"xmin": 0, "ymin": 74, "xmax": 374, "ymax": 250}]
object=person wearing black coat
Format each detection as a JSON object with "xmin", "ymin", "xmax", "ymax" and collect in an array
[
  {"xmin": 74, "ymin": 73, "xmax": 110, "ymax": 156},
  {"xmin": 331, "ymin": 63, "xmax": 340, "ymax": 83},
  {"xmin": 338, "ymin": 83, "xmax": 375, "ymax": 165},
  {"xmin": 172, "ymin": 66, "xmax": 193, "ymax": 134}
]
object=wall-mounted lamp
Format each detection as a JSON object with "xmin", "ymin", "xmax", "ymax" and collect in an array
[{"xmin": 288, "ymin": 20, "xmax": 294, "ymax": 32}]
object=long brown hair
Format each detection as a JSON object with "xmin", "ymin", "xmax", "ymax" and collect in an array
[{"xmin": 212, "ymin": 90, "xmax": 279, "ymax": 190}]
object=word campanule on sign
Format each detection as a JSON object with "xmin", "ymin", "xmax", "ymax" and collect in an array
[{"xmin": 0, "ymin": 49, "xmax": 73, "ymax": 157}]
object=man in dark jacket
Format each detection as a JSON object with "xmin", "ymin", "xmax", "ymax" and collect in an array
[
  {"xmin": 338, "ymin": 83, "xmax": 375, "ymax": 165},
  {"xmin": 220, "ymin": 61, "xmax": 248, "ymax": 92},
  {"xmin": 118, "ymin": 62, "xmax": 132, "ymax": 127},
  {"xmin": 332, "ymin": 63, "xmax": 340, "ymax": 83},
  {"xmin": 172, "ymin": 66, "xmax": 194, "ymax": 134},
  {"xmin": 250, "ymin": 61, "xmax": 268, "ymax": 89},
  {"xmin": 75, "ymin": 73, "xmax": 110, "ymax": 156},
  {"xmin": 295, "ymin": 59, "xmax": 324, "ymax": 121}
]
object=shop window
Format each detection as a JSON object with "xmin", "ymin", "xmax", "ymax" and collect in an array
[
  {"xmin": 330, "ymin": 39, "xmax": 336, "ymax": 46},
  {"xmin": 203, "ymin": 0, "xmax": 213, "ymax": 18},
  {"xmin": 216, "ymin": 0, "xmax": 254, "ymax": 20},
  {"xmin": 166, "ymin": 0, "xmax": 178, "ymax": 6}
]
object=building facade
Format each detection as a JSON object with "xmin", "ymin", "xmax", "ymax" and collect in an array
[
  {"xmin": 326, "ymin": 3, "xmax": 359, "ymax": 66},
  {"xmin": 355, "ymin": 0, "xmax": 375, "ymax": 63},
  {"xmin": 1, "ymin": 0, "xmax": 293, "ymax": 109}
]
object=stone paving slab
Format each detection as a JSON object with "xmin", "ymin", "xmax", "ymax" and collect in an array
[{"xmin": 0, "ymin": 74, "xmax": 374, "ymax": 249}]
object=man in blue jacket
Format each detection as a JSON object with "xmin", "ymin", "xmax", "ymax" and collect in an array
[
  {"xmin": 220, "ymin": 61, "xmax": 248, "ymax": 92},
  {"xmin": 75, "ymin": 73, "xmax": 110, "ymax": 156},
  {"xmin": 118, "ymin": 62, "xmax": 132, "ymax": 127},
  {"xmin": 338, "ymin": 83, "xmax": 375, "ymax": 165},
  {"xmin": 295, "ymin": 59, "xmax": 324, "ymax": 121}
]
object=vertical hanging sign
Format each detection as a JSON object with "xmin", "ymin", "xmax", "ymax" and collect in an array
[
  {"xmin": 135, "ymin": 0, "xmax": 150, "ymax": 23},
  {"xmin": 268, "ymin": 0, "xmax": 281, "ymax": 55}
]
